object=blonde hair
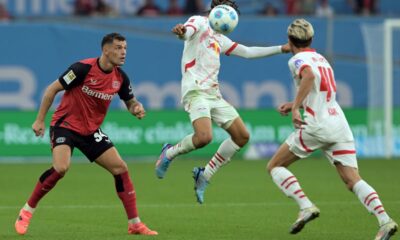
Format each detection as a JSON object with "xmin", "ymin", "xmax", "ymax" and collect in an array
[{"xmin": 287, "ymin": 18, "xmax": 314, "ymax": 41}]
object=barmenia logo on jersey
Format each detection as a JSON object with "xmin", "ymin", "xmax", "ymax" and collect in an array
[{"xmin": 81, "ymin": 85, "xmax": 114, "ymax": 100}]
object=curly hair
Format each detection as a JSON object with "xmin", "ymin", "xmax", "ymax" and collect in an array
[{"xmin": 210, "ymin": 0, "xmax": 240, "ymax": 15}]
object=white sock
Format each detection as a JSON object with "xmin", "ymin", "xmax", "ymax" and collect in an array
[
  {"xmin": 128, "ymin": 217, "xmax": 141, "ymax": 224},
  {"xmin": 23, "ymin": 203, "xmax": 35, "ymax": 214},
  {"xmin": 203, "ymin": 138, "xmax": 240, "ymax": 181},
  {"xmin": 166, "ymin": 134, "xmax": 195, "ymax": 160},
  {"xmin": 352, "ymin": 180, "xmax": 391, "ymax": 225},
  {"xmin": 271, "ymin": 167, "xmax": 313, "ymax": 210}
]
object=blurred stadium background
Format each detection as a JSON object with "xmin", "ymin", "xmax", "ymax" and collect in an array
[{"xmin": 0, "ymin": 1, "xmax": 399, "ymax": 239}]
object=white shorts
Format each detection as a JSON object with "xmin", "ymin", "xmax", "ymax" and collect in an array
[
  {"xmin": 183, "ymin": 94, "xmax": 239, "ymax": 129},
  {"xmin": 285, "ymin": 129, "xmax": 358, "ymax": 168}
]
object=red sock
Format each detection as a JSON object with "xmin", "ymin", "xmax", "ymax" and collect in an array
[
  {"xmin": 114, "ymin": 171, "xmax": 138, "ymax": 219},
  {"xmin": 27, "ymin": 167, "xmax": 63, "ymax": 208}
]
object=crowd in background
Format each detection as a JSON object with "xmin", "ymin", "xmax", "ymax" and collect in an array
[
  {"xmin": 0, "ymin": 0, "xmax": 385, "ymax": 21},
  {"xmin": 73, "ymin": 0, "xmax": 379, "ymax": 17}
]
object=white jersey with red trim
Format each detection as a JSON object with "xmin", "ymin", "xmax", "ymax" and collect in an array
[
  {"xmin": 288, "ymin": 49, "xmax": 354, "ymax": 142},
  {"xmin": 180, "ymin": 15, "xmax": 238, "ymax": 99}
]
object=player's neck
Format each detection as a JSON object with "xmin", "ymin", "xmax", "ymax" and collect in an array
[
  {"xmin": 293, "ymin": 47, "xmax": 314, "ymax": 55},
  {"xmin": 98, "ymin": 56, "xmax": 114, "ymax": 72}
]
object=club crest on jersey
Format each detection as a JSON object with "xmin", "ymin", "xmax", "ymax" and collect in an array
[
  {"xmin": 56, "ymin": 137, "xmax": 66, "ymax": 144},
  {"xmin": 63, "ymin": 70, "xmax": 76, "ymax": 85},
  {"xmin": 112, "ymin": 80, "xmax": 120, "ymax": 89},
  {"xmin": 207, "ymin": 41, "xmax": 221, "ymax": 54},
  {"xmin": 294, "ymin": 59, "xmax": 304, "ymax": 69}
]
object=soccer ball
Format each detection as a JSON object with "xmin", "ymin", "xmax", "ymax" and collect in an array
[{"xmin": 208, "ymin": 4, "xmax": 239, "ymax": 35}]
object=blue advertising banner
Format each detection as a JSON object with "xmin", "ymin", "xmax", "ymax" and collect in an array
[{"xmin": 0, "ymin": 17, "xmax": 399, "ymax": 110}]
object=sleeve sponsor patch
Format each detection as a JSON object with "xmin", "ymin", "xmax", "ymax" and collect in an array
[
  {"xmin": 63, "ymin": 70, "xmax": 76, "ymax": 85},
  {"xmin": 294, "ymin": 59, "xmax": 304, "ymax": 69}
]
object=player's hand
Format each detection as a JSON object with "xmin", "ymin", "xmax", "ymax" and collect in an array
[
  {"xmin": 131, "ymin": 102, "xmax": 146, "ymax": 120},
  {"xmin": 32, "ymin": 120, "xmax": 45, "ymax": 137},
  {"xmin": 292, "ymin": 109, "xmax": 307, "ymax": 129},
  {"xmin": 277, "ymin": 102, "xmax": 293, "ymax": 116},
  {"xmin": 172, "ymin": 24, "xmax": 186, "ymax": 38},
  {"xmin": 281, "ymin": 43, "xmax": 291, "ymax": 53}
]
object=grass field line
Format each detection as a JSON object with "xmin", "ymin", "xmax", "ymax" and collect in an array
[{"xmin": 1, "ymin": 200, "xmax": 399, "ymax": 210}]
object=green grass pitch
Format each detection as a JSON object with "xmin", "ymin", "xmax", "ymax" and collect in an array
[{"xmin": 0, "ymin": 158, "xmax": 399, "ymax": 240}]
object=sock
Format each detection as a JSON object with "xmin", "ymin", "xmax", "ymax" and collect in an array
[
  {"xmin": 352, "ymin": 180, "xmax": 391, "ymax": 225},
  {"xmin": 271, "ymin": 167, "xmax": 313, "ymax": 210},
  {"xmin": 114, "ymin": 171, "xmax": 139, "ymax": 220},
  {"xmin": 166, "ymin": 134, "xmax": 195, "ymax": 160},
  {"xmin": 128, "ymin": 217, "xmax": 141, "ymax": 224},
  {"xmin": 27, "ymin": 167, "xmax": 63, "ymax": 208},
  {"xmin": 203, "ymin": 138, "xmax": 240, "ymax": 181},
  {"xmin": 22, "ymin": 203, "xmax": 36, "ymax": 214}
]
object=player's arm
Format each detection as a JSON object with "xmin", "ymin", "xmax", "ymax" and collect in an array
[
  {"xmin": 118, "ymin": 69, "xmax": 145, "ymax": 120},
  {"xmin": 291, "ymin": 66, "xmax": 315, "ymax": 128},
  {"xmin": 172, "ymin": 16, "xmax": 200, "ymax": 40},
  {"xmin": 32, "ymin": 80, "xmax": 64, "ymax": 137},
  {"xmin": 226, "ymin": 43, "xmax": 290, "ymax": 59},
  {"xmin": 125, "ymin": 98, "xmax": 146, "ymax": 120},
  {"xmin": 32, "ymin": 62, "xmax": 89, "ymax": 137}
]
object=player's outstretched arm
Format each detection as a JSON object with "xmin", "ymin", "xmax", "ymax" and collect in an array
[
  {"xmin": 229, "ymin": 43, "xmax": 289, "ymax": 59},
  {"xmin": 125, "ymin": 98, "xmax": 146, "ymax": 120},
  {"xmin": 32, "ymin": 80, "xmax": 64, "ymax": 137}
]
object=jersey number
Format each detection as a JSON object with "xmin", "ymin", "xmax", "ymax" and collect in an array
[
  {"xmin": 318, "ymin": 66, "xmax": 336, "ymax": 102},
  {"xmin": 94, "ymin": 129, "xmax": 109, "ymax": 143}
]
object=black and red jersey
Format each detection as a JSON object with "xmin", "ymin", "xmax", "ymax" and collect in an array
[{"xmin": 51, "ymin": 58, "xmax": 134, "ymax": 135}]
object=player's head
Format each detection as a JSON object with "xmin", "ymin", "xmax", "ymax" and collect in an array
[
  {"xmin": 209, "ymin": 0, "xmax": 240, "ymax": 15},
  {"xmin": 101, "ymin": 33, "xmax": 127, "ymax": 66},
  {"xmin": 287, "ymin": 19, "xmax": 314, "ymax": 51}
]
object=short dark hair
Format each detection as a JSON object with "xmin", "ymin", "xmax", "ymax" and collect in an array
[
  {"xmin": 210, "ymin": 0, "xmax": 240, "ymax": 15},
  {"xmin": 289, "ymin": 35, "xmax": 313, "ymax": 48},
  {"xmin": 101, "ymin": 33, "xmax": 126, "ymax": 48}
]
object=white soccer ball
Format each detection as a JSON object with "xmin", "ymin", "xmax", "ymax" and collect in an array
[{"xmin": 208, "ymin": 4, "xmax": 239, "ymax": 35}]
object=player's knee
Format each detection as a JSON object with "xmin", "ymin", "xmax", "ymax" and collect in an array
[
  {"xmin": 345, "ymin": 179, "xmax": 360, "ymax": 191},
  {"xmin": 53, "ymin": 164, "xmax": 69, "ymax": 175},
  {"xmin": 231, "ymin": 131, "xmax": 250, "ymax": 148},
  {"xmin": 240, "ymin": 131, "xmax": 250, "ymax": 146},
  {"xmin": 110, "ymin": 161, "xmax": 129, "ymax": 175},
  {"xmin": 194, "ymin": 132, "xmax": 213, "ymax": 148}
]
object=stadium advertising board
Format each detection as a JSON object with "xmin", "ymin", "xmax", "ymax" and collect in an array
[{"xmin": 0, "ymin": 110, "xmax": 399, "ymax": 159}]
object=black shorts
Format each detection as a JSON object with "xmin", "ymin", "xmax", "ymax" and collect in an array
[{"xmin": 50, "ymin": 126, "xmax": 114, "ymax": 162}]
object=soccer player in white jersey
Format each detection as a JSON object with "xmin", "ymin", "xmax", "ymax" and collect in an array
[
  {"xmin": 155, "ymin": 0, "xmax": 290, "ymax": 204},
  {"xmin": 266, "ymin": 19, "xmax": 398, "ymax": 239}
]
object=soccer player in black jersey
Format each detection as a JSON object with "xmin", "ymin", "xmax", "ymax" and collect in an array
[{"xmin": 15, "ymin": 33, "xmax": 157, "ymax": 236}]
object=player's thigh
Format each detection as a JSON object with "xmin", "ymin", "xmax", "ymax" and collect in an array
[
  {"xmin": 267, "ymin": 143, "xmax": 300, "ymax": 172},
  {"xmin": 184, "ymin": 96, "xmax": 212, "ymax": 123},
  {"xmin": 76, "ymin": 128, "xmax": 114, "ymax": 162},
  {"xmin": 52, "ymin": 145, "xmax": 72, "ymax": 174},
  {"xmin": 210, "ymin": 98, "xmax": 239, "ymax": 129},
  {"xmin": 225, "ymin": 117, "xmax": 249, "ymax": 147},
  {"xmin": 323, "ymin": 141, "xmax": 358, "ymax": 169},
  {"xmin": 95, "ymin": 147, "xmax": 128, "ymax": 175},
  {"xmin": 50, "ymin": 126, "xmax": 74, "ymax": 174}
]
